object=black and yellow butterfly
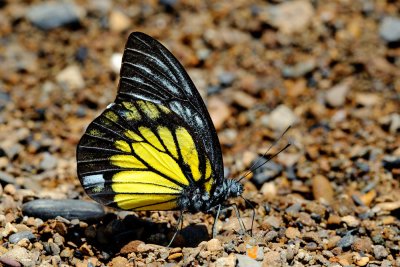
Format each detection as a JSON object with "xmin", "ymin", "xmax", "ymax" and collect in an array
[{"xmin": 76, "ymin": 32, "xmax": 243, "ymax": 237}]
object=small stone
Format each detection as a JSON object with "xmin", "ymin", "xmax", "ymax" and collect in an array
[
  {"xmin": 9, "ymin": 231, "xmax": 36, "ymax": 244},
  {"xmin": 56, "ymin": 65, "xmax": 85, "ymax": 90},
  {"xmin": 265, "ymin": 0, "xmax": 314, "ymax": 34},
  {"xmin": 341, "ymin": 215, "xmax": 360, "ymax": 227},
  {"xmin": 325, "ymin": 80, "xmax": 351, "ymax": 107},
  {"xmin": 0, "ymin": 246, "xmax": 32, "ymax": 267},
  {"xmin": 232, "ymin": 91, "xmax": 257, "ymax": 109},
  {"xmin": 108, "ymin": 256, "xmax": 129, "ymax": 267},
  {"xmin": 236, "ymin": 254, "xmax": 261, "ymax": 267},
  {"xmin": 208, "ymin": 96, "xmax": 231, "ymax": 130},
  {"xmin": 39, "ymin": 152, "xmax": 57, "ymax": 170},
  {"xmin": 110, "ymin": 53, "xmax": 123, "ymax": 73},
  {"xmin": 327, "ymin": 214, "xmax": 341, "ymax": 225},
  {"xmin": 267, "ymin": 104, "xmax": 297, "ymax": 131},
  {"xmin": 379, "ymin": 16, "xmax": 400, "ymax": 42},
  {"xmin": 285, "ymin": 227, "xmax": 301, "ymax": 239},
  {"xmin": 22, "ymin": 199, "xmax": 105, "ymax": 221},
  {"xmin": 263, "ymin": 216, "xmax": 281, "ymax": 229},
  {"xmin": 26, "ymin": 2, "xmax": 82, "ymax": 30},
  {"xmin": 326, "ymin": 235, "xmax": 341, "ymax": 249},
  {"xmin": 206, "ymin": 238, "xmax": 222, "ymax": 252},
  {"xmin": 215, "ymin": 254, "xmax": 236, "ymax": 267},
  {"xmin": 218, "ymin": 72, "xmax": 236, "ymax": 87},
  {"xmin": 337, "ymin": 234, "xmax": 355, "ymax": 249},
  {"xmin": 120, "ymin": 240, "xmax": 144, "ymax": 254},
  {"xmin": 262, "ymin": 251, "xmax": 282, "ymax": 266},
  {"xmin": 109, "ymin": 10, "xmax": 131, "ymax": 33},
  {"xmin": 252, "ymin": 160, "xmax": 283, "ymax": 186},
  {"xmin": 302, "ymin": 232, "xmax": 321, "ymax": 244},
  {"xmin": 354, "ymin": 254, "xmax": 369, "ymax": 266},
  {"xmin": 260, "ymin": 182, "xmax": 277, "ymax": 198},
  {"xmin": 373, "ymin": 245, "xmax": 388, "ymax": 260},
  {"xmin": 312, "ymin": 175, "xmax": 334, "ymax": 204},
  {"xmin": 246, "ymin": 245, "xmax": 263, "ymax": 261},
  {"xmin": 297, "ymin": 212, "xmax": 314, "ymax": 226},
  {"xmin": 264, "ymin": 230, "xmax": 278, "ymax": 242},
  {"xmin": 167, "ymin": 252, "xmax": 183, "ymax": 261},
  {"xmin": 352, "ymin": 237, "xmax": 373, "ymax": 253},
  {"xmin": 282, "ymin": 58, "xmax": 316, "ymax": 78},
  {"xmin": 373, "ymin": 201, "xmax": 400, "ymax": 212}
]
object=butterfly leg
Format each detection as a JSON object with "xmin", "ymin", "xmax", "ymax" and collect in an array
[
  {"xmin": 212, "ymin": 204, "xmax": 222, "ymax": 238},
  {"xmin": 167, "ymin": 210, "xmax": 184, "ymax": 247},
  {"xmin": 231, "ymin": 203, "xmax": 247, "ymax": 235},
  {"xmin": 241, "ymin": 196, "xmax": 255, "ymax": 236}
]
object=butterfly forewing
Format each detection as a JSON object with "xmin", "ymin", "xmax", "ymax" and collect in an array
[{"xmin": 116, "ymin": 32, "xmax": 224, "ymax": 185}]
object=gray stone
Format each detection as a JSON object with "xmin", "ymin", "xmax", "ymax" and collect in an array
[
  {"xmin": 26, "ymin": 2, "xmax": 81, "ymax": 30},
  {"xmin": 22, "ymin": 199, "xmax": 105, "ymax": 221},
  {"xmin": 379, "ymin": 16, "xmax": 400, "ymax": 42}
]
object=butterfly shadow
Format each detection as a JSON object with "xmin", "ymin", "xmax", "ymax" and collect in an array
[{"xmin": 77, "ymin": 213, "xmax": 210, "ymax": 255}]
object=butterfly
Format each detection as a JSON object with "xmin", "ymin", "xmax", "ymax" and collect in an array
[{"xmin": 76, "ymin": 32, "xmax": 244, "ymax": 241}]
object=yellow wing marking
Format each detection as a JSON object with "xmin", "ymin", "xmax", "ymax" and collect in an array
[
  {"xmin": 131, "ymin": 142, "xmax": 189, "ymax": 186},
  {"xmin": 157, "ymin": 126, "xmax": 178, "ymax": 158},
  {"xmin": 157, "ymin": 104, "xmax": 171, "ymax": 114},
  {"xmin": 175, "ymin": 127, "xmax": 201, "ymax": 181},
  {"xmin": 125, "ymin": 130, "xmax": 143, "ymax": 142},
  {"xmin": 114, "ymin": 194, "xmax": 177, "ymax": 210},
  {"xmin": 110, "ymin": 155, "xmax": 147, "ymax": 169},
  {"xmin": 115, "ymin": 140, "xmax": 131, "ymax": 153},
  {"xmin": 112, "ymin": 171, "xmax": 182, "ymax": 190},
  {"xmin": 88, "ymin": 128, "xmax": 104, "ymax": 137},
  {"xmin": 121, "ymin": 102, "xmax": 141, "ymax": 120},
  {"xmin": 139, "ymin": 127, "xmax": 164, "ymax": 151},
  {"xmin": 104, "ymin": 111, "xmax": 118, "ymax": 122},
  {"xmin": 204, "ymin": 158, "xmax": 213, "ymax": 193},
  {"xmin": 137, "ymin": 101, "xmax": 160, "ymax": 119},
  {"xmin": 112, "ymin": 182, "xmax": 179, "ymax": 194}
]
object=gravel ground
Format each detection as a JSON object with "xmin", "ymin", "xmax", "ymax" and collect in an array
[{"xmin": 0, "ymin": 0, "xmax": 399, "ymax": 266}]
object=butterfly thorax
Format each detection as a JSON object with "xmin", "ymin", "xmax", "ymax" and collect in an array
[{"xmin": 177, "ymin": 179, "xmax": 243, "ymax": 213}]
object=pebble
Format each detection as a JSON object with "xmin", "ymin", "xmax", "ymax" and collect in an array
[
  {"xmin": 26, "ymin": 2, "xmax": 82, "ymax": 30},
  {"xmin": 236, "ymin": 254, "xmax": 261, "ymax": 267},
  {"xmin": 267, "ymin": 104, "xmax": 297, "ymax": 131},
  {"xmin": 337, "ymin": 234, "xmax": 355, "ymax": 249},
  {"xmin": 264, "ymin": 230, "xmax": 278, "ymax": 242},
  {"xmin": 22, "ymin": 199, "xmax": 105, "ymax": 221},
  {"xmin": 260, "ymin": 182, "xmax": 277, "ymax": 198},
  {"xmin": 264, "ymin": 0, "xmax": 314, "ymax": 34},
  {"xmin": 354, "ymin": 253, "xmax": 369, "ymax": 266},
  {"xmin": 39, "ymin": 152, "xmax": 57, "ymax": 171},
  {"xmin": 281, "ymin": 58, "xmax": 316, "ymax": 78},
  {"xmin": 373, "ymin": 201, "xmax": 400, "ymax": 212},
  {"xmin": 109, "ymin": 10, "xmax": 131, "ymax": 33},
  {"xmin": 107, "ymin": 256, "xmax": 129, "ymax": 267},
  {"xmin": 285, "ymin": 227, "xmax": 301, "ymax": 239},
  {"xmin": 246, "ymin": 245, "xmax": 263, "ymax": 261},
  {"xmin": 341, "ymin": 215, "xmax": 360, "ymax": 227},
  {"xmin": 312, "ymin": 175, "xmax": 334, "ymax": 204},
  {"xmin": 325, "ymin": 80, "xmax": 351, "ymax": 107},
  {"xmin": 0, "ymin": 246, "xmax": 33, "ymax": 267},
  {"xmin": 262, "ymin": 251, "xmax": 282, "ymax": 266},
  {"xmin": 262, "ymin": 216, "xmax": 281, "ymax": 229},
  {"xmin": 382, "ymin": 157, "xmax": 400, "ymax": 171},
  {"xmin": 218, "ymin": 72, "xmax": 236, "ymax": 87},
  {"xmin": 9, "ymin": 231, "xmax": 36, "ymax": 244},
  {"xmin": 208, "ymin": 96, "xmax": 231, "ymax": 130},
  {"xmin": 252, "ymin": 160, "xmax": 283, "ymax": 186},
  {"xmin": 379, "ymin": 16, "xmax": 400, "ymax": 42},
  {"xmin": 56, "ymin": 65, "xmax": 85, "ymax": 90},
  {"xmin": 110, "ymin": 53, "xmax": 123, "ymax": 73},
  {"xmin": 215, "ymin": 254, "xmax": 236, "ymax": 267},
  {"xmin": 119, "ymin": 240, "xmax": 144, "ymax": 254},
  {"xmin": 0, "ymin": 171, "xmax": 16, "ymax": 184},
  {"xmin": 206, "ymin": 238, "xmax": 222, "ymax": 252},
  {"xmin": 373, "ymin": 245, "xmax": 388, "ymax": 260}
]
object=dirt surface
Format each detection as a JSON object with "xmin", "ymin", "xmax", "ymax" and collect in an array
[{"xmin": 0, "ymin": 0, "xmax": 399, "ymax": 266}]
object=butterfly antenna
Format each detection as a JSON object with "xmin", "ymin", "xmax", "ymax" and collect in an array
[{"xmin": 238, "ymin": 126, "xmax": 292, "ymax": 183}]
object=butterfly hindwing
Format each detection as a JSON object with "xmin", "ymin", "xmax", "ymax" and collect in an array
[
  {"xmin": 116, "ymin": 32, "xmax": 224, "ymax": 186},
  {"xmin": 77, "ymin": 100, "xmax": 215, "ymax": 211}
]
